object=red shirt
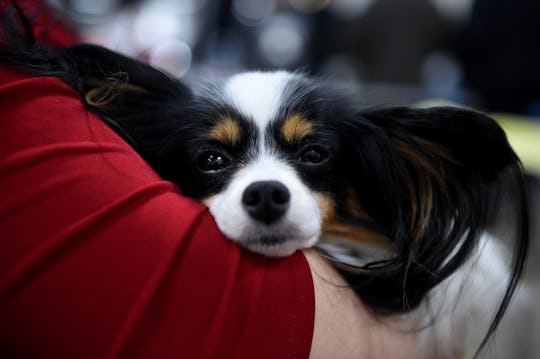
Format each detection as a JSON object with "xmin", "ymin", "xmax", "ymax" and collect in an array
[{"xmin": 0, "ymin": 8, "xmax": 314, "ymax": 357}]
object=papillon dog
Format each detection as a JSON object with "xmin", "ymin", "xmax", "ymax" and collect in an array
[{"xmin": 1, "ymin": 7, "xmax": 529, "ymax": 358}]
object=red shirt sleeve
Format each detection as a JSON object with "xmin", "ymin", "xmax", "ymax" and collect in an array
[{"xmin": 0, "ymin": 67, "xmax": 315, "ymax": 358}]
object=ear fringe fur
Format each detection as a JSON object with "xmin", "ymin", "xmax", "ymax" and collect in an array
[{"xmin": 327, "ymin": 106, "xmax": 529, "ymax": 357}]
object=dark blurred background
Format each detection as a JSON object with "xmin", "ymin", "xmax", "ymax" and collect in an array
[
  {"xmin": 47, "ymin": 0, "xmax": 540, "ymax": 357},
  {"xmin": 48, "ymin": 0, "xmax": 540, "ymax": 117}
]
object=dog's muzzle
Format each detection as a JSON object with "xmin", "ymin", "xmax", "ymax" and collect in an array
[{"xmin": 242, "ymin": 180, "xmax": 290, "ymax": 224}]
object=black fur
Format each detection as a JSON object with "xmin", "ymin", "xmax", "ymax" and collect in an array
[{"xmin": 0, "ymin": 6, "xmax": 529, "ymax": 357}]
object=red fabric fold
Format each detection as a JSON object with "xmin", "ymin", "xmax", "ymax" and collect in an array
[{"xmin": 0, "ymin": 67, "xmax": 314, "ymax": 358}]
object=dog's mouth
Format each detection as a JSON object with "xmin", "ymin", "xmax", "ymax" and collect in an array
[
  {"xmin": 245, "ymin": 235, "xmax": 289, "ymax": 246},
  {"xmin": 205, "ymin": 176, "xmax": 323, "ymax": 256},
  {"xmin": 240, "ymin": 231, "xmax": 318, "ymax": 257}
]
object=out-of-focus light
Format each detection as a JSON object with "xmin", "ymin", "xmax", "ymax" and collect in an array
[
  {"xmin": 206, "ymin": 29, "xmax": 244, "ymax": 68},
  {"xmin": 420, "ymin": 52, "xmax": 463, "ymax": 95},
  {"xmin": 329, "ymin": 0, "xmax": 375, "ymax": 20},
  {"xmin": 257, "ymin": 13, "xmax": 306, "ymax": 67},
  {"xmin": 133, "ymin": 1, "xmax": 199, "ymax": 49},
  {"xmin": 233, "ymin": 0, "xmax": 277, "ymax": 26},
  {"xmin": 68, "ymin": 0, "xmax": 120, "ymax": 23},
  {"xmin": 149, "ymin": 39, "xmax": 192, "ymax": 77},
  {"xmin": 79, "ymin": 9, "xmax": 141, "ymax": 55},
  {"xmin": 69, "ymin": 0, "xmax": 119, "ymax": 16},
  {"xmin": 134, "ymin": 4, "xmax": 181, "ymax": 46},
  {"xmin": 288, "ymin": 0, "xmax": 330, "ymax": 14},
  {"xmin": 140, "ymin": 0, "xmax": 210, "ymax": 14},
  {"xmin": 321, "ymin": 54, "xmax": 362, "ymax": 84},
  {"xmin": 430, "ymin": 0, "xmax": 474, "ymax": 22},
  {"xmin": 166, "ymin": 0, "xmax": 210, "ymax": 15}
]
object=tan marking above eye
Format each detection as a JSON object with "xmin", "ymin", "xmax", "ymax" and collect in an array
[
  {"xmin": 281, "ymin": 114, "xmax": 315, "ymax": 143},
  {"xmin": 209, "ymin": 117, "xmax": 242, "ymax": 145}
]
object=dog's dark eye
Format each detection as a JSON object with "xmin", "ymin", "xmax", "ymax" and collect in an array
[
  {"xmin": 197, "ymin": 151, "xmax": 230, "ymax": 172},
  {"xmin": 299, "ymin": 146, "xmax": 329, "ymax": 164}
]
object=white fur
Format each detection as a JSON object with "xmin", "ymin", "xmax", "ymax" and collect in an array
[
  {"xmin": 321, "ymin": 232, "xmax": 522, "ymax": 357},
  {"xmin": 408, "ymin": 234, "xmax": 518, "ymax": 358},
  {"xmin": 224, "ymin": 71, "xmax": 295, "ymax": 143},
  {"xmin": 204, "ymin": 71, "xmax": 323, "ymax": 257},
  {"xmin": 205, "ymin": 154, "xmax": 321, "ymax": 257}
]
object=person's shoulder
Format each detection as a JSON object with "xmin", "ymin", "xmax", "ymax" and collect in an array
[{"xmin": 0, "ymin": 66, "xmax": 80, "ymax": 102}]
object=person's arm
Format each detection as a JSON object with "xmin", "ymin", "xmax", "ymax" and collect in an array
[{"xmin": 305, "ymin": 249, "xmax": 423, "ymax": 359}]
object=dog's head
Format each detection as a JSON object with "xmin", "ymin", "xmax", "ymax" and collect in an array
[
  {"xmin": 167, "ymin": 71, "xmax": 351, "ymax": 256},
  {"xmin": 149, "ymin": 71, "xmax": 391, "ymax": 257}
]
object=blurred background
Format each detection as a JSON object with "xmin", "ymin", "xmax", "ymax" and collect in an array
[
  {"xmin": 47, "ymin": 0, "xmax": 540, "ymax": 115},
  {"xmin": 46, "ymin": 0, "xmax": 539, "ymax": 357}
]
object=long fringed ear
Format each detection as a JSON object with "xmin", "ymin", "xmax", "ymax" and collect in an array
[
  {"xmin": 61, "ymin": 44, "xmax": 193, "ymax": 160},
  {"xmin": 64, "ymin": 44, "xmax": 191, "ymax": 103},
  {"xmin": 1, "ymin": 9, "xmax": 193, "ymax": 162},
  {"xmin": 329, "ymin": 106, "xmax": 528, "ymax": 351}
]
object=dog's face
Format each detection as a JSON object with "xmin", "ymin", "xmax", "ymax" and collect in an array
[
  {"xmin": 148, "ymin": 69, "xmax": 525, "ymax": 310},
  {"xmin": 169, "ymin": 71, "xmax": 353, "ymax": 256}
]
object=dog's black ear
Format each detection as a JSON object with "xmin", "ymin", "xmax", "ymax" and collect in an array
[
  {"xmin": 0, "ymin": 5, "xmax": 192, "ymax": 161},
  {"xmin": 342, "ymin": 106, "xmax": 523, "ymax": 239},
  {"xmin": 2, "ymin": 41, "xmax": 192, "ymax": 162},
  {"xmin": 62, "ymin": 44, "xmax": 193, "ymax": 160},
  {"xmin": 331, "ymin": 106, "xmax": 528, "ymax": 348}
]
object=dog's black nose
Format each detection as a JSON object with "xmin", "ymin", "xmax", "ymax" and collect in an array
[{"xmin": 242, "ymin": 180, "xmax": 290, "ymax": 224}]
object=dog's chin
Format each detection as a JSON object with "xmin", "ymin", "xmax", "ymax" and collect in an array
[
  {"xmin": 239, "ymin": 234, "xmax": 319, "ymax": 257},
  {"xmin": 213, "ymin": 217, "xmax": 322, "ymax": 257},
  {"xmin": 205, "ymin": 186, "xmax": 323, "ymax": 257}
]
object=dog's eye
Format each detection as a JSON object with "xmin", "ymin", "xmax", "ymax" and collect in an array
[
  {"xmin": 299, "ymin": 146, "xmax": 329, "ymax": 164},
  {"xmin": 197, "ymin": 151, "xmax": 230, "ymax": 172}
]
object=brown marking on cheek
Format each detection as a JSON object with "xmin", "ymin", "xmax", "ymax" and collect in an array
[
  {"xmin": 281, "ymin": 114, "xmax": 315, "ymax": 143},
  {"xmin": 315, "ymin": 193, "xmax": 336, "ymax": 225},
  {"xmin": 209, "ymin": 117, "xmax": 242, "ymax": 145},
  {"xmin": 322, "ymin": 222, "xmax": 390, "ymax": 250},
  {"xmin": 315, "ymin": 192, "xmax": 390, "ymax": 250}
]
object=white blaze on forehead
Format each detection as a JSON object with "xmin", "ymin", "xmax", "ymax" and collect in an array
[{"xmin": 223, "ymin": 71, "xmax": 295, "ymax": 130}]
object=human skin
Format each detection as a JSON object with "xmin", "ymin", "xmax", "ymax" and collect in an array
[{"xmin": 304, "ymin": 249, "xmax": 423, "ymax": 359}]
